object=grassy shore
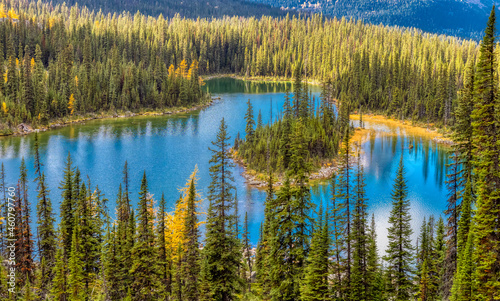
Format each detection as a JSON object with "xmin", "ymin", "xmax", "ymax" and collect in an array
[{"xmin": 351, "ymin": 113, "xmax": 454, "ymax": 146}]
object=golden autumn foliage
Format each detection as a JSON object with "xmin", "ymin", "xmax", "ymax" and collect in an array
[
  {"xmin": 168, "ymin": 64, "xmax": 175, "ymax": 77},
  {"xmin": 31, "ymin": 58, "xmax": 35, "ymax": 70},
  {"xmin": 75, "ymin": 75, "xmax": 79, "ymax": 87},
  {"xmin": 49, "ymin": 17, "xmax": 55, "ymax": 29},
  {"xmin": 7, "ymin": 9, "xmax": 18, "ymax": 20},
  {"xmin": 68, "ymin": 94, "xmax": 75, "ymax": 115},
  {"xmin": 187, "ymin": 60, "xmax": 198, "ymax": 79},
  {"xmin": 0, "ymin": 5, "xmax": 6, "ymax": 19},
  {"xmin": 179, "ymin": 59, "xmax": 188, "ymax": 78},
  {"xmin": 1, "ymin": 102, "xmax": 7, "ymax": 114},
  {"xmin": 164, "ymin": 166, "xmax": 203, "ymax": 260}
]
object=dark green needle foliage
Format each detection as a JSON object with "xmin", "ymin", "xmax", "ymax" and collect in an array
[
  {"xmin": 130, "ymin": 172, "xmax": 160, "ymax": 300},
  {"xmin": 203, "ymin": 118, "xmax": 242, "ymax": 300},
  {"xmin": 384, "ymin": 155, "xmax": 414, "ymax": 300}
]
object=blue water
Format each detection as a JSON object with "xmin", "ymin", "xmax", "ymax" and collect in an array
[{"xmin": 0, "ymin": 78, "xmax": 449, "ymax": 251}]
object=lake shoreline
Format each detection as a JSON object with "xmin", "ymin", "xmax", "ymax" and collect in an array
[
  {"xmin": 235, "ymin": 113, "xmax": 454, "ymax": 190},
  {"xmin": 2, "ymin": 98, "xmax": 217, "ymax": 138},
  {"xmin": 202, "ymin": 73, "xmax": 322, "ymax": 85},
  {"xmin": 3, "ymin": 74, "xmax": 314, "ymax": 138},
  {"xmin": 351, "ymin": 113, "xmax": 455, "ymax": 146}
]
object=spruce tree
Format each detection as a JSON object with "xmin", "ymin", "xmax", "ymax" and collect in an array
[
  {"xmin": 59, "ymin": 152, "xmax": 74, "ymax": 258},
  {"xmin": 51, "ymin": 234, "xmax": 67, "ymax": 301},
  {"xmin": 130, "ymin": 172, "xmax": 159, "ymax": 300},
  {"xmin": 33, "ymin": 133, "xmax": 56, "ymax": 295},
  {"xmin": 453, "ymin": 59, "xmax": 475, "ymax": 183},
  {"xmin": 336, "ymin": 127, "xmax": 352, "ymax": 292},
  {"xmin": 300, "ymin": 206, "xmax": 330, "ymax": 301},
  {"xmin": 156, "ymin": 193, "xmax": 169, "ymax": 299},
  {"xmin": 203, "ymin": 118, "xmax": 242, "ymax": 300},
  {"xmin": 245, "ymin": 100, "xmax": 255, "ymax": 143},
  {"xmin": 242, "ymin": 212, "xmax": 252, "ymax": 293},
  {"xmin": 351, "ymin": 152, "xmax": 369, "ymax": 300},
  {"xmin": 471, "ymin": 6, "xmax": 500, "ymax": 299},
  {"xmin": 330, "ymin": 174, "xmax": 346, "ymax": 300},
  {"xmin": 366, "ymin": 214, "xmax": 384, "ymax": 300},
  {"xmin": 451, "ymin": 179, "xmax": 475, "ymax": 301},
  {"xmin": 384, "ymin": 155, "xmax": 414, "ymax": 300},
  {"xmin": 255, "ymin": 172, "xmax": 274, "ymax": 296},
  {"xmin": 182, "ymin": 177, "xmax": 200, "ymax": 301},
  {"xmin": 68, "ymin": 217, "xmax": 86, "ymax": 301},
  {"xmin": 18, "ymin": 159, "xmax": 34, "ymax": 283}
]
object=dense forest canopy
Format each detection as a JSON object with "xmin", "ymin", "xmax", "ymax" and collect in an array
[
  {"xmin": 49, "ymin": 0, "xmax": 288, "ymax": 19},
  {"xmin": 250, "ymin": 0, "xmax": 497, "ymax": 39},
  {"xmin": 0, "ymin": 1, "xmax": 499, "ymax": 301},
  {"xmin": 0, "ymin": 0, "xmax": 478, "ymax": 134}
]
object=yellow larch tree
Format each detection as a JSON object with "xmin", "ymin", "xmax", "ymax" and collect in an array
[
  {"xmin": 164, "ymin": 166, "xmax": 203, "ymax": 260},
  {"xmin": 68, "ymin": 94, "xmax": 75, "ymax": 115},
  {"xmin": 0, "ymin": 5, "xmax": 6, "ymax": 19},
  {"xmin": 168, "ymin": 64, "xmax": 175, "ymax": 77},
  {"xmin": 1, "ymin": 102, "xmax": 7, "ymax": 115},
  {"xmin": 7, "ymin": 9, "xmax": 18, "ymax": 20},
  {"xmin": 179, "ymin": 59, "xmax": 189, "ymax": 78}
]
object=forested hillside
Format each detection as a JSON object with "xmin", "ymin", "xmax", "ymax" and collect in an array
[
  {"xmin": 1, "ymin": 1, "xmax": 500, "ymax": 301},
  {"xmin": 50, "ymin": 0, "xmax": 287, "ymax": 18},
  {"xmin": 250, "ymin": 0, "xmax": 498, "ymax": 39},
  {"xmin": 0, "ymin": 0, "xmax": 478, "ymax": 133}
]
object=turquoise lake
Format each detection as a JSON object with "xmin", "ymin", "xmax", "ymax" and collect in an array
[{"xmin": 0, "ymin": 78, "xmax": 450, "ymax": 250}]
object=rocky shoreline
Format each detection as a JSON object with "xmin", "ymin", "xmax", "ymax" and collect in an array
[
  {"xmin": 7, "ymin": 98, "xmax": 218, "ymax": 137},
  {"xmin": 239, "ymin": 164, "xmax": 337, "ymax": 189},
  {"xmin": 233, "ymin": 151, "xmax": 337, "ymax": 189}
]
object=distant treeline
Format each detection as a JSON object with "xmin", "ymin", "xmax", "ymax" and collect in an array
[{"xmin": 0, "ymin": 0, "xmax": 478, "ymax": 133}]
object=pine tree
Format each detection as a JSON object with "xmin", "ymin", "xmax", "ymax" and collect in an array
[
  {"xmin": 452, "ymin": 232, "xmax": 475, "ymax": 301},
  {"xmin": 443, "ymin": 150, "xmax": 461, "ymax": 298},
  {"xmin": 203, "ymin": 118, "xmax": 242, "ymax": 300},
  {"xmin": 18, "ymin": 159, "xmax": 34, "ymax": 283},
  {"xmin": 300, "ymin": 206, "xmax": 330, "ymax": 301},
  {"xmin": 336, "ymin": 127, "xmax": 352, "ymax": 292},
  {"xmin": 59, "ymin": 152, "xmax": 74, "ymax": 258},
  {"xmin": 288, "ymin": 118, "xmax": 312, "ymax": 274},
  {"xmin": 242, "ymin": 212, "xmax": 252, "ymax": 293},
  {"xmin": 68, "ymin": 217, "xmax": 86, "ymax": 301},
  {"xmin": 255, "ymin": 172, "xmax": 274, "ymax": 296},
  {"xmin": 366, "ymin": 214, "xmax": 384, "ymax": 300},
  {"xmin": 156, "ymin": 193, "xmax": 169, "ymax": 298},
  {"xmin": 245, "ymin": 100, "xmax": 255, "ymax": 143},
  {"xmin": 182, "ymin": 176, "xmax": 200, "ymax": 301},
  {"xmin": 471, "ymin": 6, "xmax": 500, "ymax": 299},
  {"xmin": 330, "ymin": 174, "xmax": 346, "ymax": 300},
  {"xmin": 451, "ymin": 179, "xmax": 474, "ymax": 301},
  {"xmin": 130, "ymin": 172, "xmax": 159, "ymax": 300},
  {"xmin": 384, "ymin": 155, "xmax": 414, "ymax": 300},
  {"xmin": 268, "ymin": 177, "xmax": 298, "ymax": 301},
  {"xmin": 75, "ymin": 182, "xmax": 100, "ymax": 297},
  {"xmin": 34, "ymin": 133, "xmax": 56, "ymax": 297},
  {"xmin": 453, "ymin": 59, "xmax": 475, "ymax": 183},
  {"xmin": 51, "ymin": 234, "xmax": 67, "ymax": 301},
  {"xmin": 351, "ymin": 152, "xmax": 369, "ymax": 300}
]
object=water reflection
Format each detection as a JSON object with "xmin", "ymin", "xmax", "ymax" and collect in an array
[{"xmin": 0, "ymin": 78, "xmax": 449, "ymax": 252}]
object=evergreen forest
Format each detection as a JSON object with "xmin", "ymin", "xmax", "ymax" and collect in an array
[{"xmin": 0, "ymin": 0, "xmax": 499, "ymax": 301}]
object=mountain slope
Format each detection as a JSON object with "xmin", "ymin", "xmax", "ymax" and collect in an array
[
  {"xmin": 251, "ymin": 0, "xmax": 498, "ymax": 39},
  {"xmin": 53, "ymin": 0, "xmax": 287, "ymax": 18}
]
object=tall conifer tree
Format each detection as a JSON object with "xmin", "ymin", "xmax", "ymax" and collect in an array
[{"xmin": 384, "ymin": 155, "xmax": 414, "ymax": 300}]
